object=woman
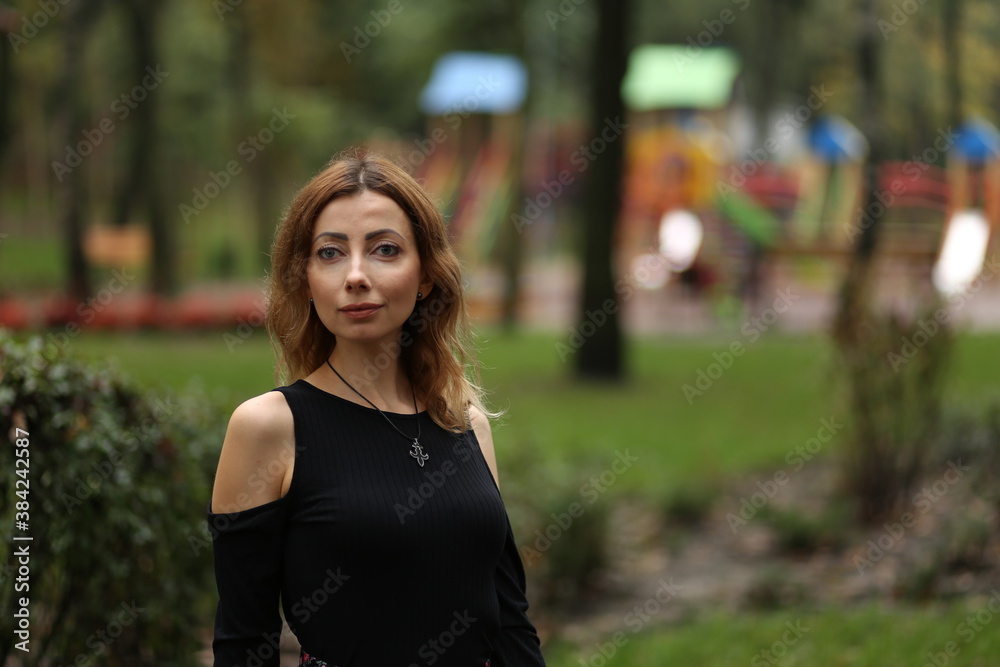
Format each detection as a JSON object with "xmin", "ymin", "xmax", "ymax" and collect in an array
[{"xmin": 206, "ymin": 150, "xmax": 547, "ymax": 667}]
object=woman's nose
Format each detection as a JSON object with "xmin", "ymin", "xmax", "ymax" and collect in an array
[{"xmin": 344, "ymin": 256, "xmax": 370, "ymax": 291}]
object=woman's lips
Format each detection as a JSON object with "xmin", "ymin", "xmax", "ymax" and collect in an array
[{"xmin": 340, "ymin": 304, "xmax": 382, "ymax": 319}]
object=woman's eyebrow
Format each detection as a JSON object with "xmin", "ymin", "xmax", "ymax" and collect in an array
[
  {"xmin": 364, "ymin": 228, "xmax": 405, "ymax": 241},
  {"xmin": 311, "ymin": 229, "xmax": 405, "ymax": 244},
  {"xmin": 313, "ymin": 231, "xmax": 347, "ymax": 243}
]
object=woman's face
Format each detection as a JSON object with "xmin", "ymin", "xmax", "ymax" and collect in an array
[{"xmin": 306, "ymin": 190, "xmax": 433, "ymax": 348}]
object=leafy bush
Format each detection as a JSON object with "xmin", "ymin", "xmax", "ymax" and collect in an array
[
  {"xmin": 661, "ymin": 482, "xmax": 720, "ymax": 528},
  {"xmin": 499, "ymin": 440, "xmax": 614, "ymax": 614},
  {"xmin": 0, "ymin": 331, "xmax": 224, "ymax": 665},
  {"xmin": 933, "ymin": 398, "xmax": 1000, "ymax": 519},
  {"xmin": 741, "ymin": 565, "xmax": 810, "ymax": 611},
  {"xmin": 758, "ymin": 501, "xmax": 855, "ymax": 555},
  {"xmin": 834, "ymin": 302, "xmax": 952, "ymax": 524}
]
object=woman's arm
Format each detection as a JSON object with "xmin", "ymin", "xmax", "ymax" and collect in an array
[
  {"xmin": 469, "ymin": 407, "xmax": 547, "ymax": 666},
  {"xmin": 208, "ymin": 390, "xmax": 295, "ymax": 667}
]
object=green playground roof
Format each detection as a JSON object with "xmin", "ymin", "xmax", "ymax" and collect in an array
[{"xmin": 621, "ymin": 45, "xmax": 741, "ymax": 111}]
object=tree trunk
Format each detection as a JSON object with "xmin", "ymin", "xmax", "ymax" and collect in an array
[
  {"xmin": 0, "ymin": 19, "xmax": 13, "ymax": 166},
  {"xmin": 225, "ymin": 9, "xmax": 269, "ymax": 273},
  {"xmin": 943, "ymin": 0, "xmax": 963, "ymax": 129},
  {"xmin": 55, "ymin": 1, "xmax": 106, "ymax": 301},
  {"xmin": 497, "ymin": 0, "xmax": 528, "ymax": 330},
  {"xmin": 118, "ymin": 0, "xmax": 173, "ymax": 293},
  {"xmin": 574, "ymin": 0, "xmax": 629, "ymax": 380},
  {"xmin": 834, "ymin": 0, "xmax": 885, "ymax": 345}
]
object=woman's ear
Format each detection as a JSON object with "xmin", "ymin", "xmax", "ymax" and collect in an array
[{"xmin": 418, "ymin": 275, "xmax": 435, "ymax": 300}]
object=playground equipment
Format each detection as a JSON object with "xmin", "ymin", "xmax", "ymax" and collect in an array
[
  {"xmin": 619, "ymin": 45, "xmax": 741, "ymax": 299},
  {"xmin": 617, "ymin": 41, "xmax": 999, "ymax": 322},
  {"xmin": 934, "ymin": 118, "xmax": 1000, "ymax": 295},
  {"xmin": 415, "ymin": 52, "xmax": 528, "ymax": 267}
]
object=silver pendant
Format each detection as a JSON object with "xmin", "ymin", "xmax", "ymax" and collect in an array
[{"xmin": 409, "ymin": 439, "xmax": 429, "ymax": 467}]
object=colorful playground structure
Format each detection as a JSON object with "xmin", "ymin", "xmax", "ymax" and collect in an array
[
  {"xmin": 398, "ymin": 46, "xmax": 999, "ymax": 324},
  {"xmin": 3, "ymin": 46, "xmax": 998, "ymax": 332}
]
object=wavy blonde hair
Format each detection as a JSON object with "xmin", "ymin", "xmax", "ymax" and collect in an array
[{"xmin": 265, "ymin": 149, "xmax": 491, "ymax": 432}]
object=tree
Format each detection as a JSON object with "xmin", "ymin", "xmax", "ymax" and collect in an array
[
  {"xmin": 54, "ymin": 0, "xmax": 107, "ymax": 301},
  {"xmin": 833, "ymin": 0, "xmax": 953, "ymax": 523},
  {"xmin": 574, "ymin": 0, "xmax": 630, "ymax": 380},
  {"xmin": 115, "ymin": 0, "xmax": 173, "ymax": 294}
]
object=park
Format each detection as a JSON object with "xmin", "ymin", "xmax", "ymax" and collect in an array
[{"xmin": 2, "ymin": 0, "xmax": 1000, "ymax": 665}]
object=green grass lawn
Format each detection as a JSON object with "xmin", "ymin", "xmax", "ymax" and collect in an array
[
  {"xmin": 49, "ymin": 327, "xmax": 1000, "ymax": 503},
  {"xmin": 544, "ymin": 600, "xmax": 1000, "ymax": 666}
]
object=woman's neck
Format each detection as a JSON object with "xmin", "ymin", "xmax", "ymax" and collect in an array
[{"xmin": 324, "ymin": 339, "xmax": 414, "ymax": 412}]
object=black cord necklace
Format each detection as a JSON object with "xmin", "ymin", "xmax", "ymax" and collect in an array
[{"xmin": 325, "ymin": 358, "xmax": 428, "ymax": 467}]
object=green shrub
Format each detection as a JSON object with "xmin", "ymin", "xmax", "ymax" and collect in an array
[
  {"xmin": 661, "ymin": 482, "xmax": 720, "ymax": 528},
  {"xmin": 758, "ymin": 501, "xmax": 855, "ymax": 555},
  {"xmin": 0, "ymin": 331, "xmax": 224, "ymax": 665},
  {"xmin": 933, "ymin": 398, "xmax": 1000, "ymax": 519},
  {"xmin": 741, "ymin": 565, "xmax": 810, "ymax": 611},
  {"xmin": 834, "ymin": 302, "xmax": 952, "ymax": 524},
  {"xmin": 498, "ymin": 440, "xmax": 614, "ymax": 614}
]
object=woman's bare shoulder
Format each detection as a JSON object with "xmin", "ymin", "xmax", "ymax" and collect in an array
[
  {"xmin": 228, "ymin": 389, "xmax": 294, "ymax": 435},
  {"xmin": 467, "ymin": 404, "xmax": 499, "ymax": 488},
  {"xmin": 210, "ymin": 390, "xmax": 295, "ymax": 514}
]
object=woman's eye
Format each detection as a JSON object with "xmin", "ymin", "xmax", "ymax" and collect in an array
[
  {"xmin": 316, "ymin": 246, "xmax": 341, "ymax": 260},
  {"xmin": 374, "ymin": 243, "xmax": 399, "ymax": 257}
]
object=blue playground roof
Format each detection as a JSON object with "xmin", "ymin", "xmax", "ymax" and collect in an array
[
  {"xmin": 809, "ymin": 115, "xmax": 868, "ymax": 162},
  {"xmin": 419, "ymin": 52, "xmax": 528, "ymax": 116},
  {"xmin": 954, "ymin": 118, "xmax": 1000, "ymax": 162}
]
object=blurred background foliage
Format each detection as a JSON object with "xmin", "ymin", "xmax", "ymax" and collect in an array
[{"xmin": 3, "ymin": 0, "xmax": 1000, "ymax": 291}]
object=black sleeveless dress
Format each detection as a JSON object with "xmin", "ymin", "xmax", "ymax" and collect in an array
[{"xmin": 206, "ymin": 378, "xmax": 546, "ymax": 667}]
